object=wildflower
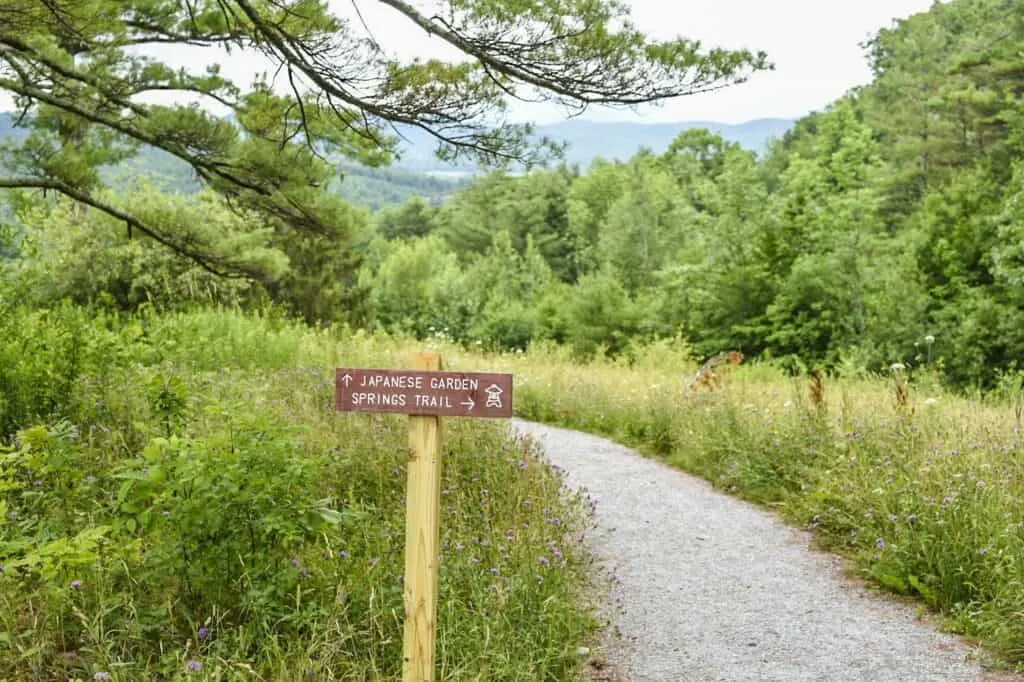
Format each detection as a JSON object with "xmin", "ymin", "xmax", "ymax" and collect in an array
[
  {"xmin": 70, "ymin": 580, "xmax": 83, "ymax": 589},
  {"xmin": 455, "ymin": 543, "xmax": 465, "ymax": 552},
  {"xmin": 538, "ymin": 556, "xmax": 550, "ymax": 566},
  {"xmin": 94, "ymin": 673, "xmax": 112, "ymax": 680},
  {"xmin": 339, "ymin": 550, "xmax": 350, "ymax": 559},
  {"xmin": 923, "ymin": 398, "xmax": 938, "ymax": 406},
  {"xmin": 924, "ymin": 334, "xmax": 935, "ymax": 345},
  {"xmin": 875, "ymin": 538, "xmax": 886, "ymax": 550},
  {"xmin": 187, "ymin": 660, "xmax": 202, "ymax": 672},
  {"xmin": 490, "ymin": 567, "xmax": 500, "ymax": 575},
  {"xmin": 197, "ymin": 627, "xmax": 210, "ymax": 639},
  {"xmin": 943, "ymin": 496, "xmax": 954, "ymax": 505},
  {"xmin": 518, "ymin": 460, "xmax": 528, "ymax": 470},
  {"xmin": 907, "ymin": 514, "xmax": 918, "ymax": 522},
  {"xmin": 890, "ymin": 363, "xmax": 906, "ymax": 372},
  {"xmin": 977, "ymin": 480, "xmax": 986, "ymax": 488},
  {"xmin": 888, "ymin": 514, "xmax": 899, "ymax": 522}
]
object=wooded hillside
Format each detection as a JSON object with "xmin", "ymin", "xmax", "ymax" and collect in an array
[{"xmin": 3, "ymin": 0, "xmax": 1023, "ymax": 389}]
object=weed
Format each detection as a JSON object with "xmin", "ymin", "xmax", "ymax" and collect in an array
[{"xmin": 0, "ymin": 306, "xmax": 597, "ymax": 679}]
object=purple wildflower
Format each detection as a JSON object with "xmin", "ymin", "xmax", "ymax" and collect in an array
[
  {"xmin": 518, "ymin": 460, "xmax": 528, "ymax": 470},
  {"xmin": 94, "ymin": 673, "xmax": 112, "ymax": 681},
  {"xmin": 875, "ymin": 538, "xmax": 886, "ymax": 550},
  {"xmin": 490, "ymin": 567, "xmax": 500, "ymax": 575},
  {"xmin": 538, "ymin": 556, "xmax": 550, "ymax": 566},
  {"xmin": 976, "ymin": 480, "xmax": 986, "ymax": 488},
  {"xmin": 70, "ymin": 580, "xmax": 83, "ymax": 589},
  {"xmin": 339, "ymin": 550, "xmax": 350, "ymax": 559},
  {"xmin": 186, "ymin": 660, "xmax": 202, "ymax": 672},
  {"xmin": 197, "ymin": 627, "xmax": 209, "ymax": 639}
]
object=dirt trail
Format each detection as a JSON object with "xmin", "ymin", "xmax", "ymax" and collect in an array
[{"xmin": 512, "ymin": 419, "xmax": 1018, "ymax": 682}]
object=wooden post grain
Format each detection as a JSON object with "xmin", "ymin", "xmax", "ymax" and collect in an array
[{"xmin": 403, "ymin": 352, "xmax": 443, "ymax": 682}]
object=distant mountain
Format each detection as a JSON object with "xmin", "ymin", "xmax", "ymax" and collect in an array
[
  {"xmin": 389, "ymin": 118, "xmax": 796, "ymax": 172},
  {"xmin": 0, "ymin": 112, "xmax": 795, "ymax": 205}
]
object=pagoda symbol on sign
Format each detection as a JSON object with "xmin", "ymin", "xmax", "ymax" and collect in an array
[{"xmin": 484, "ymin": 384, "xmax": 504, "ymax": 408}]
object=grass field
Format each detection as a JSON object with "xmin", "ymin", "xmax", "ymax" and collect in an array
[
  {"xmin": 0, "ymin": 306, "xmax": 598, "ymax": 680},
  {"xmin": 442, "ymin": 340, "xmax": 1024, "ymax": 669},
  {"xmin": 7, "ymin": 304, "xmax": 1024, "ymax": 676}
]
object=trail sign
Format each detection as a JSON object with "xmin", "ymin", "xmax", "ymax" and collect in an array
[
  {"xmin": 335, "ymin": 368, "xmax": 513, "ymax": 418},
  {"xmin": 334, "ymin": 357, "xmax": 514, "ymax": 682}
]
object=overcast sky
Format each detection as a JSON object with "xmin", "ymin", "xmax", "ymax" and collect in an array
[{"xmin": 1, "ymin": 0, "xmax": 937, "ymax": 124}]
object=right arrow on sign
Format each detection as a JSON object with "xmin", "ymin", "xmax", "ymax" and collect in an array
[{"xmin": 461, "ymin": 398, "xmax": 475, "ymax": 411}]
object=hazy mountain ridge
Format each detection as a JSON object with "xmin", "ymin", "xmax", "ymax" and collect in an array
[
  {"xmin": 0, "ymin": 112, "xmax": 795, "ymax": 205},
  {"xmin": 391, "ymin": 118, "xmax": 795, "ymax": 171}
]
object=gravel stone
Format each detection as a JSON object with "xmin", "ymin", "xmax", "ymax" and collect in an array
[{"xmin": 511, "ymin": 419, "xmax": 1017, "ymax": 682}]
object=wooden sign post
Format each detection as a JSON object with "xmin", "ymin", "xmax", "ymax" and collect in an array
[{"xmin": 335, "ymin": 356, "xmax": 513, "ymax": 682}]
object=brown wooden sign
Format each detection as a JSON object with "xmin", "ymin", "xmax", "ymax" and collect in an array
[{"xmin": 335, "ymin": 368, "xmax": 513, "ymax": 418}]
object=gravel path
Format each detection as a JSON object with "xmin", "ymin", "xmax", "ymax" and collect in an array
[{"xmin": 510, "ymin": 419, "xmax": 1015, "ymax": 682}]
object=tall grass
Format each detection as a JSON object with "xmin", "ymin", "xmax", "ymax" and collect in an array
[
  {"xmin": 0, "ymin": 305, "xmax": 597, "ymax": 680},
  {"xmin": 444, "ymin": 340, "xmax": 1024, "ymax": 669}
]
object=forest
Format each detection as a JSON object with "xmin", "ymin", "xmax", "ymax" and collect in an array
[{"xmin": 4, "ymin": 0, "xmax": 1023, "ymax": 391}]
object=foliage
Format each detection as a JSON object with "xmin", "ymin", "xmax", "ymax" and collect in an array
[
  {"xmin": 348, "ymin": 0, "xmax": 1024, "ymax": 390},
  {"xmin": 9, "ymin": 185, "xmax": 281, "ymax": 310},
  {"xmin": 460, "ymin": 340, "xmax": 1024, "ymax": 668},
  {"xmin": 0, "ymin": 0, "xmax": 767, "ymax": 278},
  {"xmin": 0, "ymin": 305, "xmax": 597, "ymax": 679}
]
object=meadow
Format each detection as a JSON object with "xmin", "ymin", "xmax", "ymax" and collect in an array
[
  {"xmin": 0, "ymin": 305, "xmax": 597, "ymax": 680},
  {"xmin": 442, "ymin": 339, "xmax": 1024, "ymax": 669},
  {"xmin": 7, "ymin": 303, "xmax": 1024, "ymax": 678}
]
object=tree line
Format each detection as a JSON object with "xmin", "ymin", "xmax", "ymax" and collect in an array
[
  {"xmin": 358, "ymin": 0, "xmax": 1024, "ymax": 389},
  {"xmin": 3, "ymin": 0, "xmax": 1023, "ymax": 389}
]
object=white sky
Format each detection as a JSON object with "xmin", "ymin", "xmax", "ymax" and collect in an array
[{"xmin": 0, "ymin": 0, "xmax": 937, "ymax": 124}]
